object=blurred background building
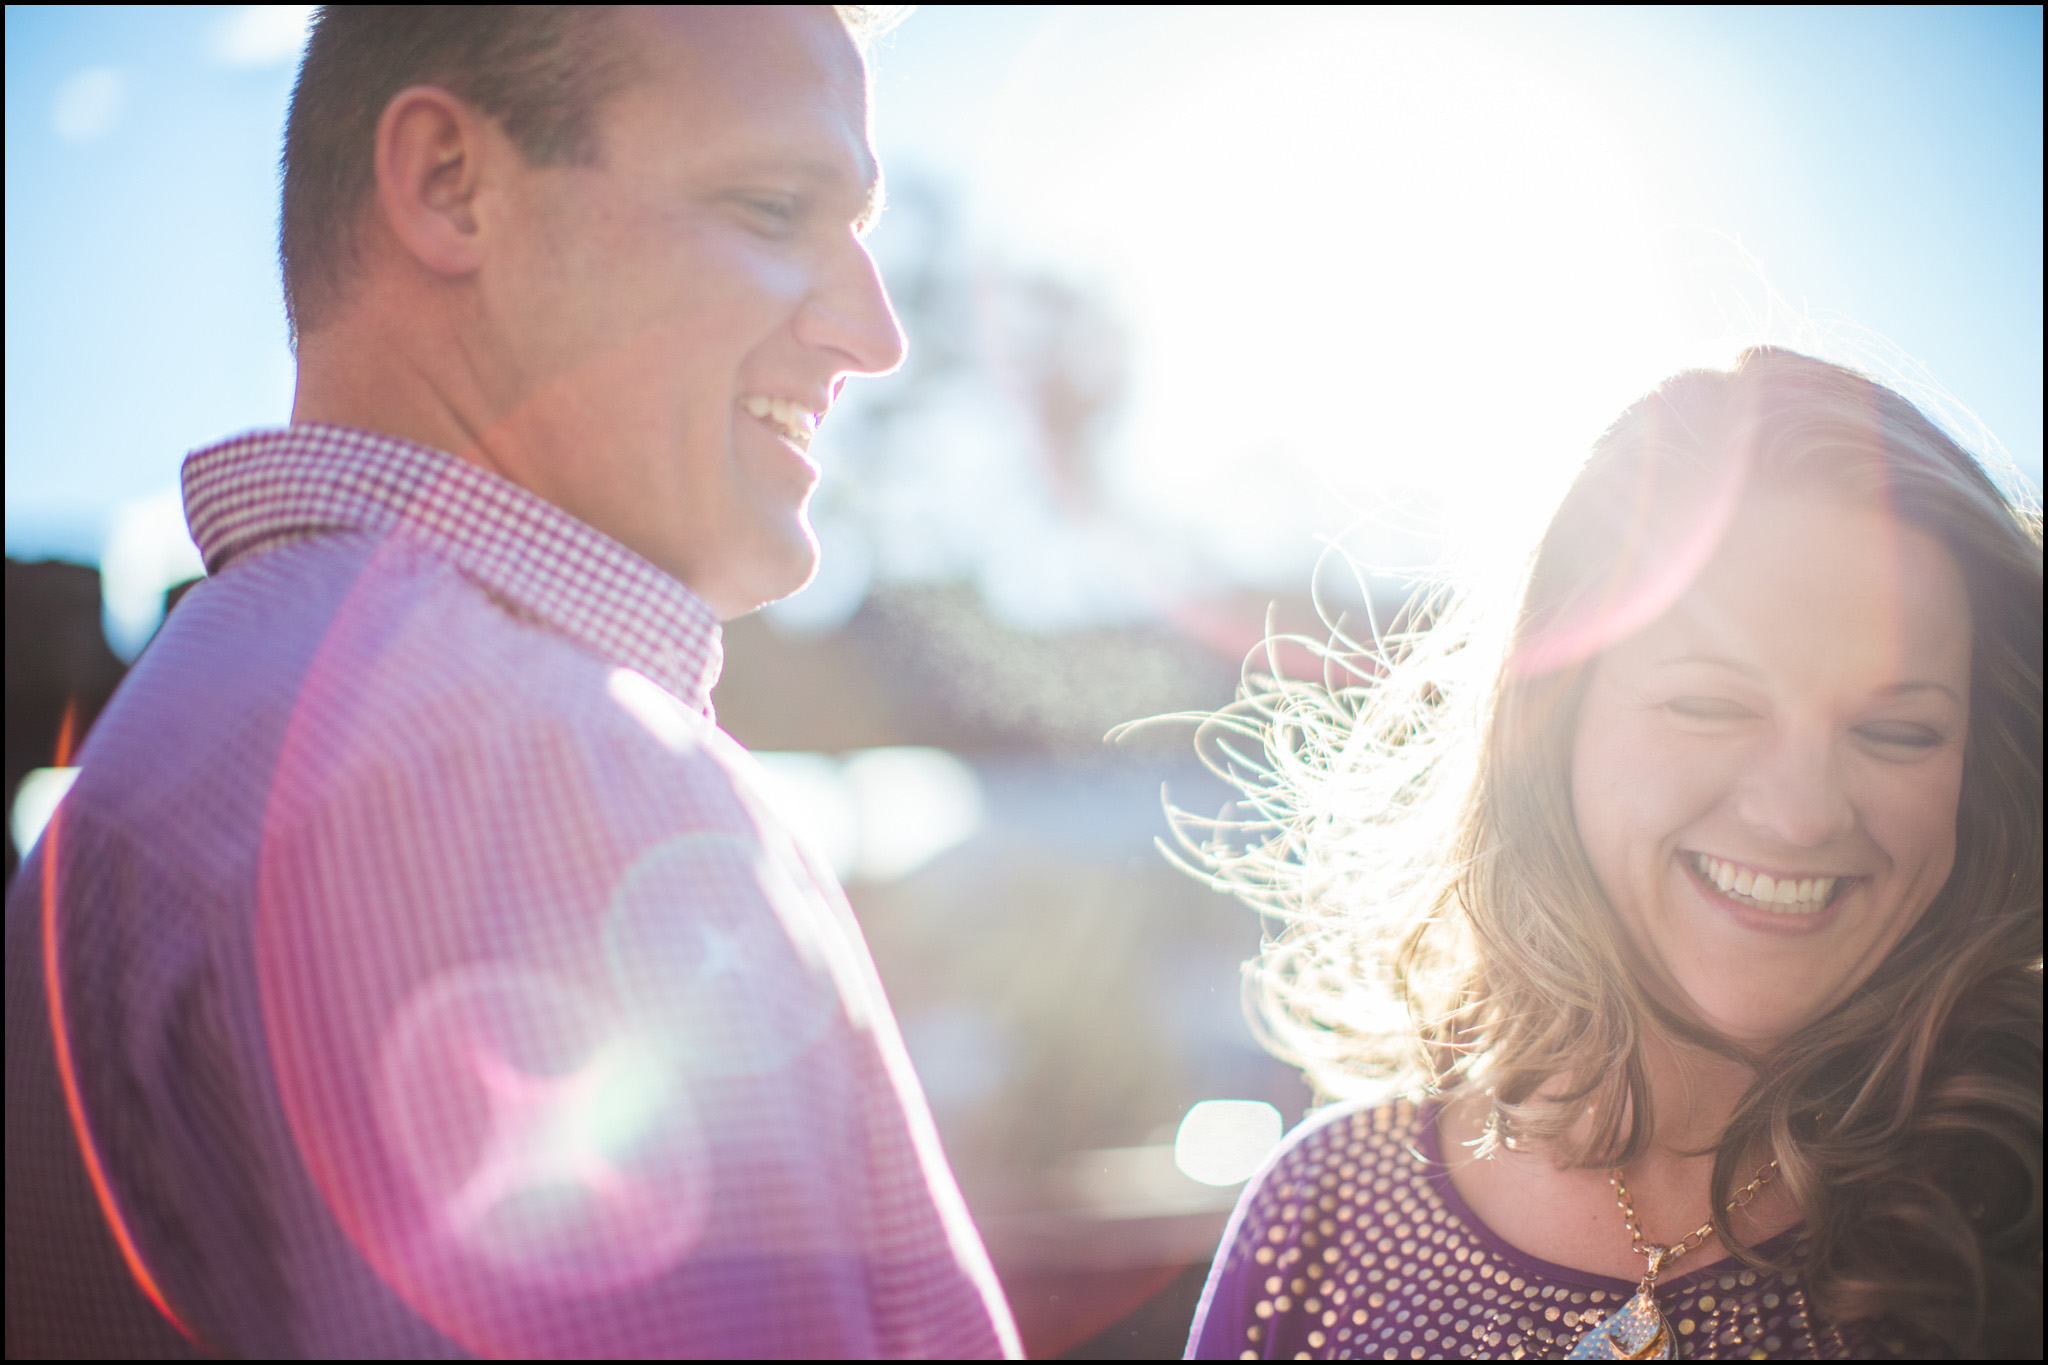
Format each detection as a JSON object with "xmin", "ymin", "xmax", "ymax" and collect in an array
[{"xmin": 6, "ymin": 5, "xmax": 2042, "ymax": 1358}]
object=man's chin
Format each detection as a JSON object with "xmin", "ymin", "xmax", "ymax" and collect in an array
[{"xmin": 703, "ymin": 538, "xmax": 819, "ymax": 621}]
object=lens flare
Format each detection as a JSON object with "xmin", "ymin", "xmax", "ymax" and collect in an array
[
  {"xmin": 1514, "ymin": 428, "xmax": 1752, "ymax": 675},
  {"xmin": 601, "ymin": 832, "xmax": 838, "ymax": 1078},
  {"xmin": 374, "ymin": 965, "xmax": 713, "ymax": 1296},
  {"xmin": 1174, "ymin": 1099, "xmax": 1284, "ymax": 1186},
  {"xmin": 39, "ymin": 698, "xmax": 210, "ymax": 1349}
]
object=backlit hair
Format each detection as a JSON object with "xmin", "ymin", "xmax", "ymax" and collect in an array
[{"xmin": 1171, "ymin": 348, "xmax": 2042, "ymax": 1352}]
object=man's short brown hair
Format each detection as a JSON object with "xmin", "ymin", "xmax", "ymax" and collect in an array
[
  {"xmin": 278, "ymin": 6, "xmax": 909, "ymax": 350},
  {"xmin": 279, "ymin": 6, "xmax": 644, "ymax": 348}
]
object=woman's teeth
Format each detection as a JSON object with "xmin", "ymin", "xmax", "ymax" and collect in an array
[
  {"xmin": 741, "ymin": 395, "xmax": 818, "ymax": 450},
  {"xmin": 1690, "ymin": 853, "xmax": 1839, "ymax": 914}
]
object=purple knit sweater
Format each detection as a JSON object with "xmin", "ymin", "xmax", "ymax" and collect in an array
[{"xmin": 1187, "ymin": 1096, "xmax": 1927, "ymax": 1360}]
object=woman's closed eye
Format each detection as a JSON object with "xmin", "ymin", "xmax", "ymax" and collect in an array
[
  {"xmin": 1662, "ymin": 696, "xmax": 1755, "ymax": 721},
  {"xmin": 1853, "ymin": 721, "xmax": 1947, "ymax": 750},
  {"xmin": 1661, "ymin": 697, "xmax": 1949, "ymax": 752}
]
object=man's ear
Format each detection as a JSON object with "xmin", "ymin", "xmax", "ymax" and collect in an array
[{"xmin": 372, "ymin": 85, "xmax": 489, "ymax": 279}]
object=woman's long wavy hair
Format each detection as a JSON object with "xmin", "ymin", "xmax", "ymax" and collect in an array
[{"xmin": 1168, "ymin": 348, "xmax": 2042, "ymax": 1353}]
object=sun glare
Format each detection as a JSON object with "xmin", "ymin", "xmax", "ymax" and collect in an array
[{"xmin": 976, "ymin": 12, "xmax": 1730, "ymax": 578}]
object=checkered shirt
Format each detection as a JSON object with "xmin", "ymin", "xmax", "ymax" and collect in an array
[{"xmin": 3, "ymin": 423, "xmax": 1019, "ymax": 1359}]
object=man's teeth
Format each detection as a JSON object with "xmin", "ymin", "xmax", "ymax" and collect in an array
[
  {"xmin": 1690, "ymin": 853, "xmax": 1838, "ymax": 914},
  {"xmin": 741, "ymin": 394, "xmax": 818, "ymax": 447}
]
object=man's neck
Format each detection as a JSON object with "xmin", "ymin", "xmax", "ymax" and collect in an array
[{"xmin": 290, "ymin": 308, "xmax": 510, "ymax": 484}]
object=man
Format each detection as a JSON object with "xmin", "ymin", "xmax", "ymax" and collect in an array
[{"xmin": 4, "ymin": 6, "xmax": 1019, "ymax": 1357}]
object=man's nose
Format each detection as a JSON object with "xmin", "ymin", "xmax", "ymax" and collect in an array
[
  {"xmin": 800, "ymin": 239, "xmax": 908, "ymax": 379},
  {"xmin": 1730, "ymin": 728, "xmax": 1856, "ymax": 848}
]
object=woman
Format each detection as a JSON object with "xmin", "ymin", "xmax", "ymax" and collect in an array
[{"xmin": 1178, "ymin": 349, "xmax": 2041, "ymax": 1359}]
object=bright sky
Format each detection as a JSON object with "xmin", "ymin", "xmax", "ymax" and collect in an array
[{"xmin": 6, "ymin": 6, "xmax": 2042, "ymax": 631}]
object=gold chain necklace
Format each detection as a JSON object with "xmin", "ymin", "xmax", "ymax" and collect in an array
[{"xmin": 1563, "ymin": 1159, "xmax": 1778, "ymax": 1360}]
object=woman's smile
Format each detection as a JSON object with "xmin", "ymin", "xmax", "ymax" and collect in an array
[{"xmin": 1677, "ymin": 847, "xmax": 1857, "ymax": 937}]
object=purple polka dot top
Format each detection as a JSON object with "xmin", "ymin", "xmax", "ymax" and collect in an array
[{"xmin": 1186, "ymin": 1096, "xmax": 1927, "ymax": 1359}]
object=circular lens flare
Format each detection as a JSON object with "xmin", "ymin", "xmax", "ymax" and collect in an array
[{"xmin": 375, "ymin": 965, "xmax": 713, "ymax": 1296}]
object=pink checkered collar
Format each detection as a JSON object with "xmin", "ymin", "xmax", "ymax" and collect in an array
[{"xmin": 183, "ymin": 423, "xmax": 723, "ymax": 714}]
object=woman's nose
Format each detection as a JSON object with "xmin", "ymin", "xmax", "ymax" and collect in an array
[{"xmin": 1730, "ymin": 729, "xmax": 1856, "ymax": 847}]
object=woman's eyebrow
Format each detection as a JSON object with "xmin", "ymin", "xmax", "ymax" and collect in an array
[
  {"xmin": 1876, "ymin": 680, "xmax": 1965, "ymax": 705},
  {"xmin": 1655, "ymin": 652, "xmax": 1763, "ymax": 678}
]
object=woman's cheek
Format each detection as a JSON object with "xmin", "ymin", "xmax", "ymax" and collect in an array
[
  {"xmin": 1661, "ymin": 726, "xmax": 1750, "ymax": 814},
  {"xmin": 1605, "ymin": 711, "xmax": 1734, "ymax": 826},
  {"xmin": 1594, "ymin": 728, "xmax": 1748, "ymax": 912},
  {"xmin": 1858, "ymin": 748, "xmax": 1966, "ymax": 895},
  {"xmin": 1573, "ymin": 707, "xmax": 1665, "ymax": 873}
]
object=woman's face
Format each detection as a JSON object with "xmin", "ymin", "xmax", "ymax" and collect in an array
[{"xmin": 1570, "ymin": 488, "xmax": 1972, "ymax": 1045}]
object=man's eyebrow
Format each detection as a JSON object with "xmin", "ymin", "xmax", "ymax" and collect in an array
[
  {"xmin": 850, "ymin": 167, "xmax": 884, "ymax": 235},
  {"xmin": 1656, "ymin": 653, "xmax": 1964, "ymax": 705}
]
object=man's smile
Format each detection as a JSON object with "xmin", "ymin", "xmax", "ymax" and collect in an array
[{"xmin": 740, "ymin": 393, "xmax": 822, "ymax": 453}]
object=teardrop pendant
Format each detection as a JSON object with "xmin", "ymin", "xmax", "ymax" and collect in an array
[{"xmin": 1562, "ymin": 1280, "xmax": 1675, "ymax": 1358}]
